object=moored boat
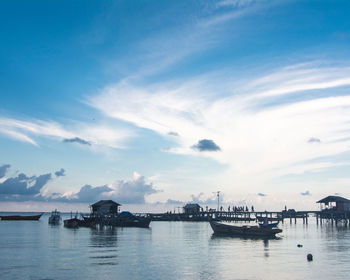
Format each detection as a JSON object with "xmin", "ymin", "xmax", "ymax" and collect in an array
[
  {"xmin": 113, "ymin": 215, "xmax": 151, "ymax": 228},
  {"xmin": 63, "ymin": 217, "xmax": 80, "ymax": 228},
  {"xmin": 258, "ymin": 218, "xmax": 279, "ymax": 228},
  {"xmin": 64, "ymin": 212, "xmax": 81, "ymax": 228},
  {"xmin": 48, "ymin": 210, "xmax": 61, "ymax": 224},
  {"xmin": 258, "ymin": 221, "xmax": 279, "ymax": 228},
  {"xmin": 210, "ymin": 220, "xmax": 282, "ymax": 237},
  {"xmin": 91, "ymin": 211, "xmax": 151, "ymax": 228},
  {"xmin": 0, "ymin": 213, "xmax": 43, "ymax": 221}
]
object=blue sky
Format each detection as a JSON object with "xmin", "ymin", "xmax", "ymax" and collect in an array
[{"xmin": 1, "ymin": 0, "xmax": 350, "ymax": 212}]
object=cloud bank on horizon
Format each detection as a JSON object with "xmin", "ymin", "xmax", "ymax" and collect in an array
[
  {"xmin": 1, "ymin": 0, "xmax": 350, "ymax": 209},
  {"xmin": 0, "ymin": 165, "xmax": 159, "ymax": 204}
]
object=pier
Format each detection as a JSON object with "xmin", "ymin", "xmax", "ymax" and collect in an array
[
  {"xmin": 149, "ymin": 209, "xmax": 350, "ymax": 225},
  {"xmin": 148, "ymin": 195, "xmax": 350, "ymax": 226},
  {"xmin": 80, "ymin": 196, "xmax": 350, "ymax": 227},
  {"xmin": 148, "ymin": 210, "xmax": 314, "ymax": 224}
]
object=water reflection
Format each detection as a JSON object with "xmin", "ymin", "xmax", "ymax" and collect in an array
[
  {"xmin": 89, "ymin": 226, "xmax": 118, "ymax": 266},
  {"xmin": 210, "ymin": 233, "xmax": 281, "ymax": 241},
  {"xmin": 263, "ymin": 239, "xmax": 269, "ymax": 258}
]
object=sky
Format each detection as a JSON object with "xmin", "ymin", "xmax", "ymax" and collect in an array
[{"xmin": 1, "ymin": 0, "xmax": 350, "ymax": 212}]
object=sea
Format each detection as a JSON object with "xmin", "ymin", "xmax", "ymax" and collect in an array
[{"xmin": 0, "ymin": 212, "xmax": 350, "ymax": 280}]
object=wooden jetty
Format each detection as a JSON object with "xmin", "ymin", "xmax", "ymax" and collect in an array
[
  {"xmin": 148, "ymin": 196, "xmax": 350, "ymax": 226},
  {"xmin": 149, "ymin": 210, "xmax": 310, "ymax": 223},
  {"xmin": 70, "ymin": 196, "xmax": 350, "ymax": 227}
]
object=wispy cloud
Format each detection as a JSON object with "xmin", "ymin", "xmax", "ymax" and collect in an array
[
  {"xmin": 110, "ymin": 0, "xmax": 267, "ymax": 79},
  {"xmin": 0, "ymin": 117, "xmax": 134, "ymax": 149},
  {"xmin": 244, "ymin": 63, "xmax": 350, "ymax": 101},
  {"xmin": 89, "ymin": 61, "xmax": 350, "ymax": 189}
]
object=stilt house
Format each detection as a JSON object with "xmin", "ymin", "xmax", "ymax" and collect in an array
[
  {"xmin": 317, "ymin": 196, "xmax": 350, "ymax": 211},
  {"xmin": 183, "ymin": 203, "xmax": 201, "ymax": 214},
  {"xmin": 90, "ymin": 200, "xmax": 121, "ymax": 216}
]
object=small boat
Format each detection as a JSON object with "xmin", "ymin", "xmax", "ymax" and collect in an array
[
  {"xmin": 114, "ymin": 216, "xmax": 151, "ymax": 228},
  {"xmin": 63, "ymin": 217, "xmax": 80, "ymax": 228},
  {"xmin": 79, "ymin": 215, "xmax": 97, "ymax": 227},
  {"xmin": 210, "ymin": 220, "xmax": 282, "ymax": 237},
  {"xmin": 0, "ymin": 213, "xmax": 43, "ymax": 221},
  {"xmin": 48, "ymin": 210, "xmax": 61, "ymax": 224},
  {"xmin": 113, "ymin": 211, "xmax": 151, "ymax": 227},
  {"xmin": 259, "ymin": 221, "xmax": 279, "ymax": 228},
  {"xmin": 258, "ymin": 218, "xmax": 279, "ymax": 228},
  {"xmin": 63, "ymin": 212, "xmax": 81, "ymax": 228}
]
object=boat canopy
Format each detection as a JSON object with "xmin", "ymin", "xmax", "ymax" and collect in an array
[{"xmin": 120, "ymin": 211, "xmax": 134, "ymax": 217}]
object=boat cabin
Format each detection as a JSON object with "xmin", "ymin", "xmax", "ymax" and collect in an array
[
  {"xmin": 183, "ymin": 203, "xmax": 201, "ymax": 214},
  {"xmin": 317, "ymin": 196, "xmax": 350, "ymax": 212},
  {"xmin": 90, "ymin": 200, "xmax": 121, "ymax": 216}
]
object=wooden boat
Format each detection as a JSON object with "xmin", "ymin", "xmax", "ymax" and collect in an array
[
  {"xmin": 48, "ymin": 210, "xmax": 61, "ymax": 224},
  {"xmin": 63, "ymin": 217, "xmax": 80, "ymax": 228},
  {"xmin": 82, "ymin": 211, "xmax": 151, "ymax": 228},
  {"xmin": 79, "ymin": 215, "xmax": 97, "ymax": 227},
  {"xmin": 210, "ymin": 220, "xmax": 282, "ymax": 237},
  {"xmin": 0, "ymin": 213, "xmax": 43, "ymax": 221},
  {"xmin": 258, "ymin": 221, "xmax": 279, "ymax": 228}
]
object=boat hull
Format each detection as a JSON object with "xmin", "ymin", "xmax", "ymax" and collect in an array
[
  {"xmin": 0, "ymin": 213, "xmax": 43, "ymax": 221},
  {"xmin": 63, "ymin": 218, "xmax": 80, "ymax": 228},
  {"xmin": 210, "ymin": 221, "xmax": 282, "ymax": 237},
  {"xmin": 82, "ymin": 214, "xmax": 151, "ymax": 228}
]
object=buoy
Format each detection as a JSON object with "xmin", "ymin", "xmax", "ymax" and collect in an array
[
  {"xmin": 297, "ymin": 244, "xmax": 303, "ymax": 248},
  {"xmin": 307, "ymin": 254, "xmax": 313, "ymax": 261}
]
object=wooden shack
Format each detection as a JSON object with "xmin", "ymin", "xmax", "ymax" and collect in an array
[
  {"xmin": 183, "ymin": 203, "xmax": 201, "ymax": 214},
  {"xmin": 90, "ymin": 200, "xmax": 121, "ymax": 216},
  {"xmin": 317, "ymin": 195, "xmax": 350, "ymax": 212}
]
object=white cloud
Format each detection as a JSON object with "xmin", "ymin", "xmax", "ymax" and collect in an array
[
  {"xmin": 89, "ymin": 62, "xmax": 350, "ymax": 191},
  {"xmin": 245, "ymin": 64, "xmax": 350, "ymax": 100},
  {"xmin": 0, "ymin": 128, "xmax": 38, "ymax": 146},
  {"xmin": 0, "ymin": 117, "xmax": 134, "ymax": 149}
]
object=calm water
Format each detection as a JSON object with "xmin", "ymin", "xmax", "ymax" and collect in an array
[{"xmin": 0, "ymin": 213, "xmax": 350, "ymax": 280}]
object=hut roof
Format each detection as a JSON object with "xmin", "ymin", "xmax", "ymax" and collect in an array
[
  {"xmin": 91, "ymin": 200, "xmax": 121, "ymax": 207},
  {"xmin": 183, "ymin": 203, "xmax": 201, "ymax": 209},
  {"xmin": 316, "ymin": 196, "xmax": 350, "ymax": 204}
]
